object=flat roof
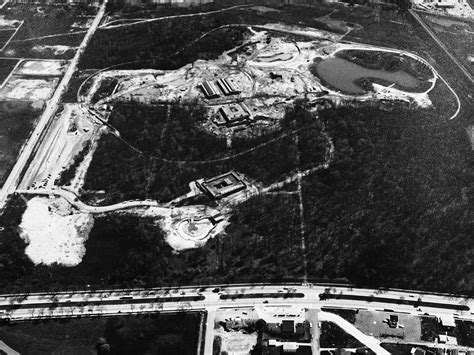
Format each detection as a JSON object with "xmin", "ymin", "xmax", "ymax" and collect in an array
[{"xmin": 198, "ymin": 171, "xmax": 246, "ymax": 198}]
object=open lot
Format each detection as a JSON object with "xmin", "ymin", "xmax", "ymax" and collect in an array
[
  {"xmin": 16, "ymin": 59, "xmax": 67, "ymax": 76},
  {"xmin": 355, "ymin": 310, "xmax": 421, "ymax": 342},
  {"xmin": 0, "ymin": 312, "xmax": 202, "ymax": 355},
  {"xmin": 0, "ymin": 59, "xmax": 67, "ymax": 101},
  {"xmin": 0, "ymin": 76, "xmax": 59, "ymax": 100}
]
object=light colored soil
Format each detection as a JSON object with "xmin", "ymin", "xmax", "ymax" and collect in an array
[
  {"xmin": 16, "ymin": 60, "xmax": 67, "ymax": 77},
  {"xmin": 0, "ymin": 77, "xmax": 59, "ymax": 100},
  {"xmin": 19, "ymin": 197, "xmax": 94, "ymax": 267}
]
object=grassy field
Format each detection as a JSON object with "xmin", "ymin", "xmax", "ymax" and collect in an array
[
  {"xmin": 0, "ymin": 102, "xmax": 41, "ymax": 187},
  {"xmin": 418, "ymin": 12, "xmax": 474, "ymax": 76},
  {"xmin": 0, "ymin": 29, "xmax": 15, "ymax": 48},
  {"xmin": 0, "ymin": 312, "xmax": 203, "ymax": 355},
  {"xmin": 0, "ymin": 58, "xmax": 18, "ymax": 84},
  {"xmin": 0, "ymin": 4, "xmax": 94, "ymax": 59}
]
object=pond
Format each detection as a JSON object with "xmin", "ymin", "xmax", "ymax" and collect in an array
[{"xmin": 311, "ymin": 56, "xmax": 421, "ymax": 94}]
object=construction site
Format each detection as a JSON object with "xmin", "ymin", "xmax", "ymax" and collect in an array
[
  {"xmin": 7, "ymin": 20, "xmax": 447, "ymax": 266},
  {"xmin": 91, "ymin": 24, "xmax": 437, "ymax": 139}
]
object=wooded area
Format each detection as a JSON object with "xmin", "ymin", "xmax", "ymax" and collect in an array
[
  {"xmin": 1, "ymin": 101, "xmax": 472, "ymax": 295},
  {"xmin": 80, "ymin": 102, "xmax": 325, "ymax": 204},
  {"xmin": 0, "ymin": 312, "xmax": 202, "ymax": 354},
  {"xmin": 304, "ymin": 106, "xmax": 473, "ymax": 294}
]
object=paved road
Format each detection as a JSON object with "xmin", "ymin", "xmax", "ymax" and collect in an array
[
  {"xmin": 0, "ymin": 1, "xmax": 108, "ymax": 211},
  {"xmin": 1, "ymin": 284, "xmax": 471, "ymax": 353},
  {"xmin": 0, "ymin": 284, "xmax": 471, "ymax": 322},
  {"xmin": 16, "ymin": 188, "xmax": 161, "ymax": 214}
]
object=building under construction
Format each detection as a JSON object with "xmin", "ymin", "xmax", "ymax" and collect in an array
[
  {"xmin": 196, "ymin": 171, "xmax": 247, "ymax": 199},
  {"xmin": 215, "ymin": 103, "xmax": 250, "ymax": 127},
  {"xmin": 199, "ymin": 81, "xmax": 220, "ymax": 99},
  {"xmin": 216, "ymin": 78, "xmax": 240, "ymax": 96}
]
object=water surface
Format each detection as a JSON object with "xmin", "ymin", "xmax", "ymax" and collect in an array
[{"xmin": 312, "ymin": 56, "xmax": 421, "ymax": 94}]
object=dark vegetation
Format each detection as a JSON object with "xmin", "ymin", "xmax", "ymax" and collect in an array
[
  {"xmin": 0, "ymin": 1, "xmax": 472, "ymax": 296},
  {"xmin": 304, "ymin": 106, "xmax": 474, "ymax": 294},
  {"xmin": 320, "ymin": 322, "xmax": 363, "ymax": 348},
  {"xmin": 420, "ymin": 316, "xmax": 474, "ymax": 347},
  {"xmin": 0, "ymin": 192, "xmax": 303, "ymax": 292},
  {"xmin": 62, "ymin": 69, "xmax": 97, "ymax": 103},
  {"xmin": 0, "ymin": 29, "xmax": 15, "ymax": 47},
  {"xmin": 1, "ymin": 4, "xmax": 94, "ymax": 39},
  {"xmin": 0, "ymin": 196, "xmax": 30, "ymax": 292},
  {"xmin": 57, "ymin": 142, "xmax": 91, "ymax": 186},
  {"xmin": 0, "ymin": 102, "xmax": 41, "ymax": 186},
  {"xmin": 420, "ymin": 13, "xmax": 474, "ymax": 76},
  {"xmin": 0, "ymin": 104, "xmax": 472, "ymax": 295},
  {"xmin": 80, "ymin": 102, "xmax": 325, "ymax": 204},
  {"xmin": 6, "ymin": 33, "xmax": 82, "ymax": 60},
  {"xmin": 91, "ymin": 77, "xmax": 118, "ymax": 103},
  {"xmin": 322, "ymin": 308, "xmax": 357, "ymax": 324},
  {"xmin": 81, "ymin": 15, "xmax": 248, "ymax": 70},
  {"xmin": 0, "ymin": 58, "xmax": 18, "ymax": 84},
  {"xmin": 0, "ymin": 312, "xmax": 202, "ymax": 355},
  {"xmin": 80, "ymin": 3, "xmax": 351, "ymax": 71},
  {"xmin": 1, "ymin": 4, "xmax": 94, "ymax": 59}
]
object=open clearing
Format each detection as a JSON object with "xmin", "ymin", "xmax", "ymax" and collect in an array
[
  {"xmin": 0, "ymin": 59, "xmax": 67, "ymax": 101},
  {"xmin": 0, "ymin": 76, "xmax": 59, "ymax": 100},
  {"xmin": 16, "ymin": 60, "xmax": 67, "ymax": 76}
]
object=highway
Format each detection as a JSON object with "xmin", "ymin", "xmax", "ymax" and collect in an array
[
  {"xmin": 1, "ymin": 284, "xmax": 472, "ymax": 354},
  {"xmin": 0, "ymin": 0, "xmax": 108, "ymax": 211},
  {"xmin": 0, "ymin": 284, "xmax": 471, "ymax": 322}
]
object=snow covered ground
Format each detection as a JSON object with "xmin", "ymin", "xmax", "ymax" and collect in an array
[{"xmin": 19, "ymin": 197, "xmax": 94, "ymax": 266}]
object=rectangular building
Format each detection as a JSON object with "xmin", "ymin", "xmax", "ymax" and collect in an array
[
  {"xmin": 199, "ymin": 81, "xmax": 220, "ymax": 99},
  {"xmin": 196, "ymin": 171, "xmax": 246, "ymax": 199},
  {"xmin": 216, "ymin": 78, "xmax": 240, "ymax": 96},
  {"xmin": 217, "ymin": 103, "xmax": 250, "ymax": 127}
]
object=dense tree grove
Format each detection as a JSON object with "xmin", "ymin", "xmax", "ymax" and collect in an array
[
  {"xmin": 0, "ymin": 194, "xmax": 303, "ymax": 292},
  {"xmin": 81, "ymin": 102, "xmax": 324, "ymax": 204},
  {"xmin": 0, "ymin": 103, "xmax": 472, "ymax": 294},
  {"xmin": 0, "ymin": 312, "xmax": 201, "ymax": 354},
  {"xmin": 0, "ymin": 102, "xmax": 40, "ymax": 185},
  {"xmin": 0, "ymin": 2, "xmax": 472, "ymax": 296},
  {"xmin": 304, "ymin": 107, "xmax": 474, "ymax": 294}
]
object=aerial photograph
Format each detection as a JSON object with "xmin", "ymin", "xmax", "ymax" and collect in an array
[{"xmin": 0, "ymin": 0, "xmax": 472, "ymax": 352}]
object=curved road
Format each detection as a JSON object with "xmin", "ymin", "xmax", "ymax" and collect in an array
[{"xmin": 16, "ymin": 188, "xmax": 160, "ymax": 214}]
